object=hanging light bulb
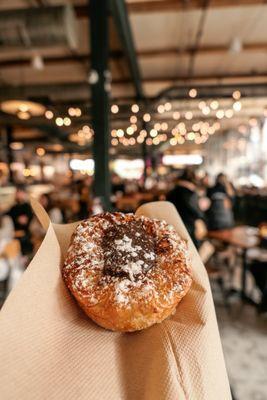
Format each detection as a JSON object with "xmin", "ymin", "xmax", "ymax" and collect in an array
[
  {"xmin": 143, "ymin": 113, "xmax": 151, "ymax": 122},
  {"xmin": 131, "ymin": 104, "xmax": 139, "ymax": 113},
  {"xmin": 189, "ymin": 88, "xmax": 197, "ymax": 98},
  {"xmin": 111, "ymin": 104, "xmax": 119, "ymax": 114}
]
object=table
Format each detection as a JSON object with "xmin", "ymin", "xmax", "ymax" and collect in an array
[{"xmin": 207, "ymin": 226, "xmax": 260, "ymax": 304}]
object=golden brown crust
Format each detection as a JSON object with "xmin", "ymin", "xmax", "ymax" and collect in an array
[{"xmin": 62, "ymin": 212, "xmax": 192, "ymax": 332}]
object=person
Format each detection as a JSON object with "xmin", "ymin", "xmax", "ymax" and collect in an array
[
  {"xmin": 0, "ymin": 213, "xmax": 15, "ymax": 297},
  {"xmin": 7, "ymin": 187, "xmax": 33, "ymax": 255},
  {"xmin": 206, "ymin": 173, "xmax": 235, "ymax": 230},
  {"xmin": 39, "ymin": 193, "xmax": 63, "ymax": 224},
  {"xmin": 166, "ymin": 169, "xmax": 204, "ymax": 248},
  {"xmin": 30, "ymin": 193, "xmax": 64, "ymax": 248}
]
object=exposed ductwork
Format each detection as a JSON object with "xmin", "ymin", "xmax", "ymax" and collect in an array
[{"xmin": 0, "ymin": 5, "xmax": 78, "ymax": 50}]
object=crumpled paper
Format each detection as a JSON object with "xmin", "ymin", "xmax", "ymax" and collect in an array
[{"xmin": 0, "ymin": 200, "xmax": 231, "ymax": 399}]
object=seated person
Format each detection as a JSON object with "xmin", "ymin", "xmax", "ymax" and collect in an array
[{"xmin": 7, "ymin": 186, "xmax": 33, "ymax": 256}]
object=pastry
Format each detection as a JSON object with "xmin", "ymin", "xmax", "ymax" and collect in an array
[{"xmin": 62, "ymin": 212, "xmax": 192, "ymax": 332}]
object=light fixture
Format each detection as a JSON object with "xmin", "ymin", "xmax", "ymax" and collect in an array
[
  {"xmin": 210, "ymin": 100, "xmax": 219, "ymax": 110},
  {"xmin": 216, "ymin": 110, "xmax": 225, "ymax": 119},
  {"xmin": 173, "ymin": 111, "xmax": 180, "ymax": 120},
  {"xmin": 164, "ymin": 102, "xmax": 172, "ymax": 111},
  {"xmin": 229, "ymin": 37, "xmax": 242, "ymax": 54},
  {"xmin": 150, "ymin": 129, "xmax": 158, "ymax": 137},
  {"xmin": 198, "ymin": 101, "xmax": 206, "ymax": 110},
  {"xmin": 17, "ymin": 111, "xmax": 31, "ymax": 120},
  {"xmin": 232, "ymin": 90, "xmax": 241, "ymax": 100},
  {"xmin": 157, "ymin": 104, "xmax": 165, "ymax": 114},
  {"xmin": 189, "ymin": 88, "xmax": 197, "ymax": 98},
  {"xmin": 70, "ymin": 159, "xmax": 94, "ymax": 175},
  {"xmin": 116, "ymin": 129, "xmax": 124, "ymax": 138},
  {"xmin": 45, "ymin": 110, "xmax": 54, "ymax": 119},
  {"xmin": 36, "ymin": 147, "xmax": 45, "ymax": 156},
  {"xmin": 111, "ymin": 138, "xmax": 119, "ymax": 146},
  {"xmin": 111, "ymin": 104, "xmax": 119, "ymax": 114},
  {"xmin": 1, "ymin": 100, "xmax": 45, "ymax": 118},
  {"xmin": 202, "ymin": 106, "xmax": 210, "ymax": 116},
  {"xmin": 126, "ymin": 126, "xmax": 134, "ymax": 135},
  {"xmin": 63, "ymin": 117, "xmax": 71, "ymax": 126},
  {"xmin": 225, "ymin": 109, "xmax": 234, "ymax": 118},
  {"xmin": 233, "ymin": 101, "xmax": 242, "ymax": 112},
  {"xmin": 143, "ymin": 113, "xmax": 151, "ymax": 122},
  {"xmin": 10, "ymin": 142, "xmax": 24, "ymax": 150},
  {"xmin": 31, "ymin": 54, "xmax": 44, "ymax": 71},
  {"xmin": 185, "ymin": 111, "xmax": 193, "ymax": 120},
  {"xmin": 55, "ymin": 117, "xmax": 64, "ymax": 126},
  {"xmin": 131, "ymin": 104, "xmax": 139, "ymax": 113},
  {"xmin": 163, "ymin": 154, "xmax": 203, "ymax": 166}
]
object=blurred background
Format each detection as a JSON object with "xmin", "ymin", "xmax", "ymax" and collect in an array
[{"xmin": 0, "ymin": 1, "xmax": 267, "ymax": 399}]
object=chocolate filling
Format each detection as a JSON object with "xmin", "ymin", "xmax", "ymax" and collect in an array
[{"xmin": 103, "ymin": 220, "xmax": 156, "ymax": 280}]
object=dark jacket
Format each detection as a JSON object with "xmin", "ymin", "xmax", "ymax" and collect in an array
[
  {"xmin": 206, "ymin": 183, "xmax": 234, "ymax": 230},
  {"xmin": 167, "ymin": 181, "xmax": 203, "ymax": 246}
]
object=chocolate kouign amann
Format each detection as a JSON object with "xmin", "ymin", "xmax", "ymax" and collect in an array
[{"xmin": 62, "ymin": 212, "xmax": 192, "ymax": 332}]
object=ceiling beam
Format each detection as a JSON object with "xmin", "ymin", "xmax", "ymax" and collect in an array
[
  {"xmin": 1, "ymin": 42, "xmax": 267, "ymax": 69},
  {"xmin": 110, "ymin": 0, "xmax": 144, "ymax": 99},
  {"xmin": 75, "ymin": 0, "xmax": 267, "ymax": 17}
]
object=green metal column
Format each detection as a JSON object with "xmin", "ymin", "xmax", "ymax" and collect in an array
[
  {"xmin": 6, "ymin": 126, "xmax": 15, "ymax": 184},
  {"xmin": 89, "ymin": 0, "xmax": 111, "ymax": 210}
]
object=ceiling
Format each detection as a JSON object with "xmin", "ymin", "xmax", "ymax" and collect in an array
[{"xmin": 0, "ymin": 0, "xmax": 267, "ymax": 155}]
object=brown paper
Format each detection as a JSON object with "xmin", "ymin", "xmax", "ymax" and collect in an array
[{"xmin": 0, "ymin": 200, "xmax": 231, "ymax": 400}]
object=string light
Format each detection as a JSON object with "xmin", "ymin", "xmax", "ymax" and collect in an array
[
  {"xmin": 63, "ymin": 117, "xmax": 71, "ymax": 126},
  {"xmin": 187, "ymin": 132, "xmax": 195, "ymax": 141},
  {"xmin": 77, "ymin": 108, "xmax": 82, "ymax": 117},
  {"xmin": 143, "ymin": 113, "xmax": 151, "ymax": 122},
  {"xmin": 154, "ymin": 122, "xmax": 161, "ymax": 130},
  {"xmin": 45, "ymin": 110, "xmax": 54, "ymax": 119},
  {"xmin": 130, "ymin": 115, "xmax": 137, "ymax": 123},
  {"xmin": 189, "ymin": 88, "xmax": 197, "ymax": 98},
  {"xmin": 173, "ymin": 111, "xmax": 180, "ymax": 120},
  {"xmin": 111, "ymin": 129, "xmax": 117, "ymax": 137},
  {"xmin": 185, "ymin": 111, "xmax": 193, "ymax": 120},
  {"xmin": 131, "ymin": 104, "xmax": 139, "ymax": 113},
  {"xmin": 157, "ymin": 104, "xmax": 165, "ymax": 114},
  {"xmin": 36, "ymin": 147, "xmax": 45, "ymax": 156},
  {"xmin": 137, "ymin": 136, "xmax": 144, "ymax": 144},
  {"xmin": 111, "ymin": 138, "xmax": 118, "ymax": 146},
  {"xmin": 129, "ymin": 137, "xmax": 136, "ymax": 145},
  {"xmin": 150, "ymin": 129, "xmax": 158, "ymax": 137},
  {"xmin": 225, "ymin": 109, "xmax": 234, "ymax": 118},
  {"xmin": 233, "ymin": 101, "xmax": 242, "ymax": 112},
  {"xmin": 210, "ymin": 100, "xmax": 219, "ymax": 110},
  {"xmin": 68, "ymin": 107, "xmax": 76, "ymax": 117},
  {"xmin": 153, "ymin": 137, "xmax": 160, "ymax": 145},
  {"xmin": 216, "ymin": 110, "xmax": 224, "ymax": 119},
  {"xmin": 140, "ymin": 129, "xmax": 147, "ymax": 137},
  {"xmin": 161, "ymin": 122, "xmax": 168, "ymax": 131},
  {"xmin": 164, "ymin": 102, "xmax": 172, "ymax": 111},
  {"xmin": 55, "ymin": 117, "xmax": 64, "ymax": 126},
  {"xmin": 111, "ymin": 104, "xmax": 119, "ymax": 114},
  {"xmin": 170, "ymin": 138, "xmax": 177, "ymax": 146},
  {"xmin": 116, "ymin": 129, "xmax": 124, "ymax": 138},
  {"xmin": 146, "ymin": 138, "xmax": 153, "ymax": 145},
  {"xmin": 177, "ymin": 137, "xmax": 185, "ymax": 144},
  {"xmin": 198, "ymin": 101, "xmax": 206, "ymax": 110},
  {"xmin": 232, "ymin": 90, "xmax": 241, "ymax": 100},
  {"xmin": 202, "ymin": 106, "xmax": 210, "ymax": 115},
  {"xmin": 126, "ymin": 126, "xmax": 134, "ymax": 135}
]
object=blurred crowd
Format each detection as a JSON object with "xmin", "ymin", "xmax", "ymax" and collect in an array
[{"xmin": 1, "ymin": 169, "xmax": 267, "ymax": 312}]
